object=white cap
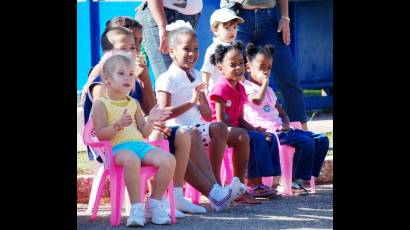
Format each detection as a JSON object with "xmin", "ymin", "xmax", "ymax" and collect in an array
[{"xmin": 210, "ymin": 8, "xmax": 244, "ymax": 28}]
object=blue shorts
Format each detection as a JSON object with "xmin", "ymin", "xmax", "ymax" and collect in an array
[{"xmin": 112, "ymin": 141, "xmax": 155, "ymax": 160}]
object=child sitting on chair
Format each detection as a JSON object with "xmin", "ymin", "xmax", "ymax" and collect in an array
[
  {"xmin": 92, "ymin": 52, "xmax": 174, "ymax": 227},
  {"xmin": 155, "ymin": 20, "xmax": 248, "ymax": 211},
  {"xmin": 242, "ymin": 43, "xmax": 330, "ymax": 195}
]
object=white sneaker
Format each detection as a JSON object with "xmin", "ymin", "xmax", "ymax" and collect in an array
[
  {"xmin": 126, "ymin": 204, "xmax": 145, "ymax": 227},
  {"xmin": 209, "ymin": 179, "xmax": 241, "ymax": 212},
  {"xmin": 147, "ymin": 198, "xmax": 171, "ymax": 225},
  {"xmin": 229, "ymin": 177, "xmax": 246, "ymax": 199},
  {"xmin": 145, "ymin": 199, "xmax": 185, "ymax": 219}
]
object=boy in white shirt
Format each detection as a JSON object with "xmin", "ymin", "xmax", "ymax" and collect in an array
[{"xmin": 201, "ymin": 8, "xmax": 244, "ymax": 93}]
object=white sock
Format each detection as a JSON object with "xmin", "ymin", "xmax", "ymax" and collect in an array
[{"xmin": 174, "ymin": 187, "xmax": 206, "ymax": 214}]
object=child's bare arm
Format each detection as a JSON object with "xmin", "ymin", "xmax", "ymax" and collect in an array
[
  {"xmin": 197, "ymin": 91, "xmax": 212, "ymax": 121},
  {"xmin": 249, "ymin": 74, "xmax": 269, "ymax": 105},
  {"xmin": 275, "ymin": 103, "xmax": 291, "ymax": 130},
  {"xmin": 80, "ymin": 63, "xmax": 103, "ymax": 103},
  {"xmin": 239, "ymin": 116, "xmax": 273, "ymax": 141},
  {"xmin": 136, "ymin": 66, "xmax": 156, "ymax": 115},
  {"xmin": 213, "ymin": 97, "xmax": 226, "ymax": 123},
  {"xmin": 92, "ymin": 100, "xmax": 122, "ymax": 141},
  {"xmin": 201, "ymin": 71, "xmax": 211, "ymax": 94},
  {"xmin": 239, "ymin": 116, "xmax": 257, "ymax": 131}
]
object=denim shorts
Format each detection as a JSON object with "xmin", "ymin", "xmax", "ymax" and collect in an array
[{"xmin": 112, "ymin": 141, "xmax": 155, "ymax": 160}]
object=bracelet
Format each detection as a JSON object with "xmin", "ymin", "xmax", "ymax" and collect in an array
[
  {"xmin": 281, "ymin": 16, "xmax": 290, "ymax": 22},
  {"xmin": 113, "ymin": 121, "xmax": 123, "ymax": 131}
]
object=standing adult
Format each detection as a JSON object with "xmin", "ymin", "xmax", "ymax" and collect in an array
[
  {"xmin": 221, "ymin": 0, "xmax": 308, "ymax": 130},
  {"xmin": 136, "ymin": 0, "xmax": 203, "ymax": 79}
]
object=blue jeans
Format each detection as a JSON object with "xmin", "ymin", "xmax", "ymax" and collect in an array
[
  {"xmin": 247, "ymin": 130, "xmax": 281, "ymax": 179},
  {"xmin": 236, "ymin": 7, "xmax": 308, "ymax": 123},
  {"xmin": 278, "ymin": 129, "xmax": 329, "ymax": 180},
  {"xmin": 136, "ymin": 3, "xmax": 201, "ymax": 79}
]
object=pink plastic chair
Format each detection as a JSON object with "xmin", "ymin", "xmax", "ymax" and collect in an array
[
  {"xmin": 184, "ymin": 147, "xmax": 233, "ymax": 204},
  {"xmin": 262, "ymin": 122, "xmax": 315, "ymax": 196},
  {"xmin": 83, "ymin": 120, "xmax": 176, "ymax": 226}
]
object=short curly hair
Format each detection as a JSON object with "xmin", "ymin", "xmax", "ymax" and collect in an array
[
  {"xmin": 245, "ymin": 43, "xmax": 275, "ymax": 62},
  {"xmin": 209, "ymin": 41, "xmax": 243, "ymax": 66}
]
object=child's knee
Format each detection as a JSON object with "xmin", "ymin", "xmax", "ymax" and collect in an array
[
  {"xmin": 238, "ymin": 129, "xmax": 250, "ymax": 144},
  {"xmin": 210, "ymin": 122, "xmax": 228, "ymax": 138}
]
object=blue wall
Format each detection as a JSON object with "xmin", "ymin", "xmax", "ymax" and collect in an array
[{"xmin": 77, "ymin": 1, "xmax": 91, "ymax": 94}]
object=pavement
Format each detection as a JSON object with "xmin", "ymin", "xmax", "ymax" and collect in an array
[{"xmin": 77, "ymin": 184, "xmax": 333, "ymax": 230}]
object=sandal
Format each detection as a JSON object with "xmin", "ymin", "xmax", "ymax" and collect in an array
[
  {"xmin": 248, "ymin": 185, "xmax": 274, "ymax": 198},
  {"xmin": 234, "ymin": 191, "xmax": 262, "ymax": 204},
  {"xmin": 259, "ymin": 184, "xmax": 282, "ymax": 199},
  {"xmin": 292, "ymin": 181, "xmax": 309, "ymax": 196}
]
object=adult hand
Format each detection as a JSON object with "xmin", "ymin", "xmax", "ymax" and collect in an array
[
  {"xmin": 277, "ymin": 19, "xmax": 291, "ymax": 46},
  {"xmin": 159, "ymin": 27, "xmax": 169, "ymax": 54}
]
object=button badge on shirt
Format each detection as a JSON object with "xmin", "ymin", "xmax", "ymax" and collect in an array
[
  {"xmin": 263, "ymin": 105, "xmax": 272, "ymax": 112},
  {"xmin": 226, "ymin": 100, "xmax": 232, "ymax": 107}
]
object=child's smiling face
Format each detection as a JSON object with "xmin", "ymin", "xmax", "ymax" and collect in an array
[
  {"xmin": 169, "ymin": 33, "xmax": 199, "ymax": 72},
  {"xmin": 217, "ymin": 48, "xmax": 245, "ymax": 82}
]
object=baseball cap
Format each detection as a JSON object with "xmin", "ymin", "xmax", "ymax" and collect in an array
[{"xmin": 210, "ymin": 8, "xmax": 244, "ymax": 28}]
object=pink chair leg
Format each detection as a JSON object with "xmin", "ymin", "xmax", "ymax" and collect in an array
[
  {"xmin": 310, "ymin": 176, "xmax": 316, "ymax": 193},
  {"xmin": 90, "ymin": 170, "xmax": 108, "ymax": 221},
  {"xmin": 279, "ymin": 145, "xmax": 295, "ymax": 196},
  {"xmin": 109, "ymin": 167, "xmax": 125, "ymax": 226},
  {"xmin": 167, "ymin": 182, "xmax": 177, "ymax": 224},
  {"xmin": 223, "ymin": 148, "xmax": 233, "ymax": 186}
]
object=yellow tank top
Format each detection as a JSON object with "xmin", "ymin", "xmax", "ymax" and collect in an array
[{"xmin": 98, "ymin": 95, "xmax": 144, "ymax": 146}]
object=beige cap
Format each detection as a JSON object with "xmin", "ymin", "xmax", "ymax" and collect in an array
[{"xmin": 210, "ymin": 8, "xmax": 244, "ymax": 28}]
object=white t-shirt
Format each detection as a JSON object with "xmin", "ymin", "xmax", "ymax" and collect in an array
[
  {"xmin": 163, "ymin": 0, "xmax": 203, "ymax": 15},
  {"xmin": 201, "ymin": 37, "xmax": 231, "ymax": 92},
  {"xmin": 156, "ymin": 63, "xmax": 203, "ymax": 126}
]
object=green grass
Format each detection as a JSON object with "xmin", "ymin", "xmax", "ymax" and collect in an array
[{"xmin": 304, "ymin": 89, "xmax": 322, "ymax": 97}]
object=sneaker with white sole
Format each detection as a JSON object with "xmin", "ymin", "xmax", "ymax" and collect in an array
[
  {"xmin": 126, "ymin": 204, "xmax": 146, "ymax": 227},
  {"xmin": 209, "ymin": 178, "xmax": 241, "ymax": 212},
  {"xmin": 145, "ymin": 199, "xmax": 185, "ymax": 219},
  {"xmin": 147, "ymin": 198, "xmax": 171, "ymax": 225}
]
